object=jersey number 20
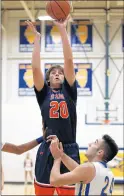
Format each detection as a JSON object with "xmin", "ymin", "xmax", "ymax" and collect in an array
[
  {"xmin": 101, "ymin": 176, "xmax": 114, "ymax": 195},
  {"xmin": 49, "ymin": 101, "xmax": 69, "ymax": 118}
]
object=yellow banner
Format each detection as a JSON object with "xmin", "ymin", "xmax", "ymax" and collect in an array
[{"xmin": 79, "ymin": 149, "xmax": 124, "ymax": 181}]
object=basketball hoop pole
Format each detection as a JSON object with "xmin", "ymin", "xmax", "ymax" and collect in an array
[
  {"xmin": 104, "ymin": 3, "xmax": 110, "ymax": 123},
  {"xmin": 85, "ymin": 5, "xmax": 124, "ymax": 126}
]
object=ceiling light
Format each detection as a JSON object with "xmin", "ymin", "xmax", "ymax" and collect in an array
[{"xmin": 38, "ymin": 16, "xmax": 54, "ymax": 21}]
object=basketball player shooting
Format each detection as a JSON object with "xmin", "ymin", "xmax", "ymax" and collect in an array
[
  {"xmin": 25, "ymin": 16, "xmax": 80, "ymax": 196},
  {"xmin": 50, "ymin": 135, "xmax": 118, "ymax": 195}
]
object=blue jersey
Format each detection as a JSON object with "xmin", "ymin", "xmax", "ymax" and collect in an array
[{"xmin": 34, "ymin": 79, "xmax": 77, "ymax": 144}]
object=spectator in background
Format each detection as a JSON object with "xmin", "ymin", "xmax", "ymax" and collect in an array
[{"xmin": 24, "ymin": 153, "xmax": 33, "ymax": 185}]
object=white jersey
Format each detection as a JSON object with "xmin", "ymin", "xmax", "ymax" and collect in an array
[{"xmin": 75, "ymin": 162, "xmax": 114, "ymax": 196}]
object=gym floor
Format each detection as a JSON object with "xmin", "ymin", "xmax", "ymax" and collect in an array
[{"xmin": 2, "ymin": 184, "xmax": 124, "ymax": 195}]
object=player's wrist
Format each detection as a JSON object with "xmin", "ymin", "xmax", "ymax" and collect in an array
[
  {"xmin": 36, "ymin": 136, "xmax": 44, "ymax": 144},
  {"xmin": 60, "ymin": 152, "xmax": 65, "ymax": 159},
  {"xmin": 58, "ymin": 26, "xmax": 66, "ymax": 33},
  {"xmin": 54, "ymin": 157, "xmax": 61, "ymax": 162},
  {"xmin": 34, "ymin": 33, "xmax": 41, "ymax": 42}
]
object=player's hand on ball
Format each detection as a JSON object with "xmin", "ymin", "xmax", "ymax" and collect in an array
[
  {"xmin": 53, "ymin": 15, "xmax": 70, "ymax": 29},
  {"xmin": 25, "ymin": 20, "xmax": 41, "ymax": 39}
]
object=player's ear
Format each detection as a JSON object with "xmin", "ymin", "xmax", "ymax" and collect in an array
[{"xmin": 97, "ymin": 149, "xmax": 104, "ymax": 157}]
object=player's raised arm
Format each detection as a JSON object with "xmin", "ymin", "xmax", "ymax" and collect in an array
[
  {"xmin": 53, "ymin": 18, "xmax": 75, "ymax": 86},
  {"xmin": 25, "ymin": 20, "xmax": 44, "ymax": 91}
]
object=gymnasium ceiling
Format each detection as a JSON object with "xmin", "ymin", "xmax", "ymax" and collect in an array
[{"xmin": 1, "ymin": 1, "xmax": 124, "ymax": 21}]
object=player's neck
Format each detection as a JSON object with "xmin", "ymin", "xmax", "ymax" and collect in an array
[
  {"xmin": 89, "ymin": 157, "xmax": 102, "ymax": 162},
  {"xmin": 50, "ymin": 84, "xmax": 61, "ymax": 89}
]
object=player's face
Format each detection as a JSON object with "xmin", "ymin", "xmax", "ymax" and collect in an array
[
  {"xmin": 86, "ymin": 139, "xmax": 104, "ymax": 160},
  {"xmin": 49, "ymin": 68, "xmax": 64, "ymax": 87}
]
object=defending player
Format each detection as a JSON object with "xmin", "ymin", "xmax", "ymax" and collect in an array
[{"xmin": 50, "ymin": 134, "xmax": 118, "ymax": 195}]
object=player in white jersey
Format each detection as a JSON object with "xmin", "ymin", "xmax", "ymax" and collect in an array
[{"xmin": 49, "ymin": 134, "xmax": 118, "ymax": 195}]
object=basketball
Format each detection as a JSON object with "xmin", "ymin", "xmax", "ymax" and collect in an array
[{"xmin": 46, "ymin": 0, "xmax": 71, "ymax": 20}]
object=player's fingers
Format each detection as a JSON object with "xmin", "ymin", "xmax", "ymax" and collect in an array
[
  {"xmin": 30, "ymin": 22, "xmax": 36, "ymax": 29},
  {"xmin": 47, "ymin": 135, "xmax": 57, "ymax": 140},
  {"xmin": 46, "ymin": 139, "xmax": 52, "ymax": 143},
  {"xmin": 59, "ymin": 142, "xmax": 63, "ymax": 151},
  {"xmin": 25, "ymin": 21, "xmax": 33, "ymax": 31},
  {"xmin": 25, "ymin": 20, "xmax": 37, "ymax": 33},
  {"xmin": 53, "ymin": 20, "xmax": 59, "ymax": 25},
  {"xmin": 51, "ymin": 138, "xmax": 59, "ymax": 148},
  {"xmin": 50, "ymin": 141, "xmax": 57, "ymax": 152},
  {"xmin": 25, "ymin": 20, "xmax": 30, "ymax": 26},
  {"xmin": 47, "ymin": 135, "xmax": 57, "ymax": 139},
  {"xmin": 47, "ymin": 138, "xmax": 57, "ymax": 143},
  {"xmin": 52, "ymin": 138, "xmax": 59, "ymax": 143},
  {"xmin": 26, "ymin": 20, "xmax": 32, "ymax": 26},
  {"xmin": 67, "ymin": 14, "xmax": 70, "ymax": 21}
]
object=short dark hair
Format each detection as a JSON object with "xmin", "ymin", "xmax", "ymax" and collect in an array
[
  {"xmin": 102, "ymin": 134, "xmax": 118, "ymax": 162},
  {"xmin": 45, "ymin": 65, "xmax": 64, "ymax": 85}
]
